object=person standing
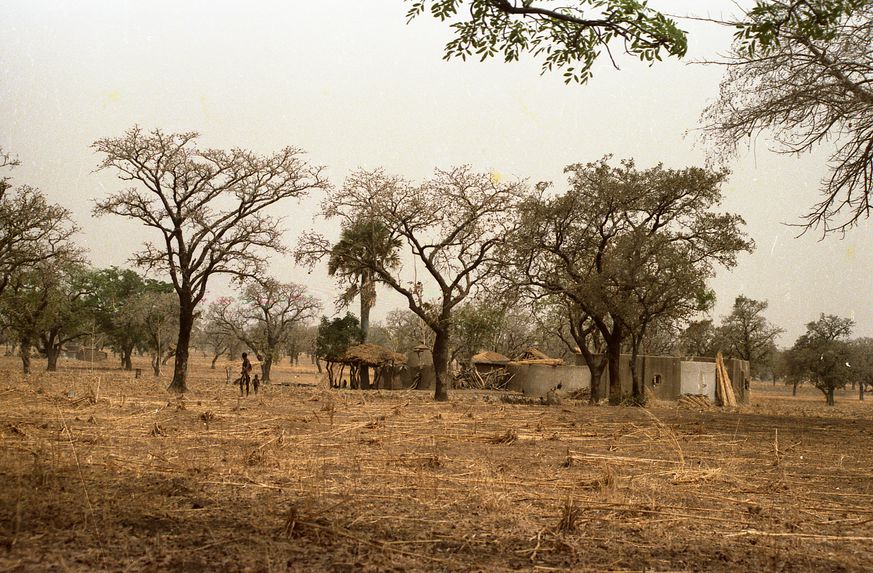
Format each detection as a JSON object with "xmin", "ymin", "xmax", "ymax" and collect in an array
[{"xmin": 240, "ymin": 352, "xmax": 253, "ymax": 396}]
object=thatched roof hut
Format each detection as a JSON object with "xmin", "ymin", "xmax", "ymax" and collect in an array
[{"xmin": 339, "ymin": 343, "xmax": 407, "ymax": 367}]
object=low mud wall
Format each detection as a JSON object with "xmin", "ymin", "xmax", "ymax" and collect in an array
[{"xmin": 507, "ymin": 364, "xmax": 591, "ymax": 397}]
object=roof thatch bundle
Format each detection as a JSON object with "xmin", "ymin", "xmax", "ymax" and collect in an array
[
  {"xmin": 511, "ymin": 347, "xmax": 563, "ymax": 366},
  {"xmin": 515, "ymin": 347, "xmax": 551, "ymax": 360},
  {"xmin": 472, "ymin": 350, "xmax": 511, "ymax": 365},
  {"xmin": 339, "ymin": 343, "xmax": 407, "ymax": 367}
]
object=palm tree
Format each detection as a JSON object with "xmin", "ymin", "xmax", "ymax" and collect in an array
[{"xmin": 328, "ymin": 218, "xmax": 402, "ymax": 388}]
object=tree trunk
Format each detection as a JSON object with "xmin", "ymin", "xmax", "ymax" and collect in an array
[
  {"xmin": 792, "ymin": 379, "xmax": 799, "ymax": 396},
  {"xmin": 45, "ymin": 345, "xmax": 60, "ymax": 372},
  {"xmin": 316, "ymin": 355, "xmax": 322, "ymax": 374},
  {"xmin": 432, "ymin": 328, "xmax": 450, "ymax": 402},
  {"xmin": 41, "ymin": 330, "xmax": 60, "ymax": 372},
  {"xmin": 629, "ymin": 344, "xmax": 645, "ymax": 404},
  {"xmin": 571, "ymin": 327, "xmax": 608, "ymax": 404},
  {"xmin": 326, "ymin": 361, "xmax": 335, "ymax": 387},
  {"xmin": 360, "ymin": 280, "xmax": 370, "ymax": 341},
  {"xmin": 20, "ymin": 340, "xmax": 31, "ymax": 375},
  {"xmin": 122, "ymin": 345, "xmax": 133, "ymax": 371},
  {"xmin": 826, "ymin": 387, "xmax": 835, "ymax": 406},
  {"xmin": 168, "ymin": 300, "xmax": 194, "ymax": 393},
  {"xmin": 211, "ymin": 353, "xmax": 221, "ymax": 369},
  {"xmin": 261, "ymin": 355, "xmax": 273, "ymax": 383},
  {"xmin": 860, "ymin": 383, "xmax": 865, "ymax": 401},
  {"xmin": 606, "ymin": 338, "xmax": 623, "ymax": 405},
  {"xmin": 359, "ymin": 278, "xmax": 372, "ymax": 390},
  {"xmin": 575, "ymin": 349, "xmax": 607, "ymax": 405},
  {"xmin": 152, "ymin": 354, "xmax": 161, "ymax": 376}
]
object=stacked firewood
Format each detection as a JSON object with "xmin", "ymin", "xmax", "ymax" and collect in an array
[
  {"xmin": 678, "ymin": 394, "xmax": 716, "ymax": 410},
  {"xmin": 454, "ymin": 367, "xmax": 513, "ymax": 390}
]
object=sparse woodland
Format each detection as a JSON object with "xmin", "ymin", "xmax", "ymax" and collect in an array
[{"xmin": 2, "ymin": 1, "xmax": 873, "ymax": 570}]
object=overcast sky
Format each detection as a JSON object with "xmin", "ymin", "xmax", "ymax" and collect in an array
[{"xmin": 1, "ymin": 0, "xmax": 870, "ymax": 345}]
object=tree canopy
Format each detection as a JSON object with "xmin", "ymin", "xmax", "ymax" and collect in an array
[
  {"xmin": 316, "ymin": 313, "xmax": 364, "ymax": 363},
  {"xmin": 327, "ymin": 218, "xmax": 402, "ymax": 340},
  {"xmin": 0, "ymin": 258, "xmax": 92, "ymax": 374},
  {"xmin": 717, "ymin": 295, "xmax": 784, "ymax": 377},
  {"xmin": 87, "ymin": 267, "xmax": 173, "ymax": 371},
  {"xmin": 407, "ymin": 0, "xmax": 687, "ymax": 84},
  {"xmin": 0, "ymin": 147, "xmax": 79, "ymax": 296},
  {"xmin": 300, "ymin": 166, "xmax": 527, "ymax": 401},
  {"xmin": 93, "ymin": 126, "xmax": 329, "ymax": 392},
  {"xmin": 508, "ymin": 157, "xmax": 752, "ymax": 402},
  {"xmin": 786, "ymin": 313, "xmax": 855, "ymax": 405},
  {"xmin": 207, "ymin": 278, "xmax": 321, "ymax": 382}
]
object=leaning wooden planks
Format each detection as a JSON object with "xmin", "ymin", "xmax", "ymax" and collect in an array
[{"xmin": 715, "ymin": 352, "xmax": 738, "ymax": 407}]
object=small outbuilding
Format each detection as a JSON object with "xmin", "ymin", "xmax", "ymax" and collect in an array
[
  {"xmin": 333, "ymin": 343, "xmax": 407, "ymax": 389},
  {"xmin": 467, "ymin": 351, "xmax": 513, "ymax": 389}
]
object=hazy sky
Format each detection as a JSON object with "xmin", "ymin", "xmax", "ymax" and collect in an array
[{"xmin": 1, "ymin": 0, "xmax": 870, "ymax": 345}]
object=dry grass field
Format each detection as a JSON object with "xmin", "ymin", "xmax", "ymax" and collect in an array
[{"xmin": 1, "ymin": 354, "xmax": 872, "ymax": 572}]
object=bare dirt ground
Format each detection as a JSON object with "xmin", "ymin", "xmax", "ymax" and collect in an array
[{"xmin": 1, "ymin": 355, "xmax": 872, "ymax": 572}]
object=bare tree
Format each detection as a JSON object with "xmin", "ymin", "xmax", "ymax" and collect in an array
[
  {"xmin": 0, "ymin": 147, "xmax": 19, "ymax": 176},
  {"xmin": 93, "ymin": 127, "xmax": 329, "ymax": 392},
  {"xmin": 196, "ymin": 306, "xmax": 243, "ymax": 369},
  {"xmin": 207, "ymin": 278, "xmax": 321, "ymax": 382},
  {"xmin": 298, "ymin": 167, "xmax": 527, "ymax": 401},
  {"xmin": 703, "ymin": 1, "xmax": 873, "ymax": 234},
  {"xmin": 136, "ymin": 291, "xmax": 179, "ymax": 377}
]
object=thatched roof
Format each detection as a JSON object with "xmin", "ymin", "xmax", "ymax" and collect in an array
[
  {"xmin": 339, "ymin": 343, "xmax": 407, "ymax": 367},
  {"xmin": 514, "ymin": 347, "xmax": 551, "ymax": 361},
  {"xmin": 511, "ymin": 347, "xmax": 563, "ymax": 366},
  {"xmin": 472, "ymin": 351, "xmax": 511, "ymax": 365}
]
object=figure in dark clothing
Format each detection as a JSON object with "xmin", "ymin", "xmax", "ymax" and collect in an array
[
  {"xmin": 239, "ymin": 352, "xmax": 253, "ymax": 396},
  {"xmin": 252, "ymin": 374, "xmax": 260, "ymax": 395}
]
